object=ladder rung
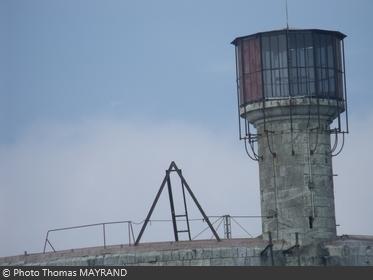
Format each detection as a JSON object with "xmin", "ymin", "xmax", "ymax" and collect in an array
[
  {"xmin": 175, "ymin": 214, "xmax": 187, "ymax": 218},
  {"xmin": 177, "ymin": 230, "xmax": 189, "ymax": 233}
]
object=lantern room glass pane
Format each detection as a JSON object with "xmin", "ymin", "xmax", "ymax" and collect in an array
[
  {"xmin": 313, "ymin": 33, "xmax": 343, "ymax": 99},
  {"xmin": 288, "ymin": 31, "xmax": 315, "ymax": 97},
  {"xmin": 261, "ymin": 34, "xmax": 289, "ymax": 98},
  {"xmin": 279, "ymin": 35, "xmax": 287, "ymax": 68}
]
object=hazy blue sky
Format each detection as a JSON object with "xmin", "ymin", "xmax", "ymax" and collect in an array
[{"xmin": 1, "ymin": 0, "xmax": 373, "ymax": 257}]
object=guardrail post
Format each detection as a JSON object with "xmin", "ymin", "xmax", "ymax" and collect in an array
[
  {"xmin": 128, "ymin": 222, "xmax": 131, "ymax": 245},
  {"xmin": 103, "ymin": 224, "xmax": 106, "ymax": 249},
  {"xmin": 43, "ymin": 231, "xmax": 49, "ymax": 253}
]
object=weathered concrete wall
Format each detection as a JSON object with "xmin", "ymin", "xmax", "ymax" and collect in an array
[
  {"xmin": 256, "ymin": 116, "xmax": 336, "ymax": 245},
  {"xmin": 1, "ymin": 236, "xmax": 373, "ymax": 266},
  {"xmin": 242, "ymin": 98, "xmax": 342, "ymax": 245},
  {"xmin": 323, "ymin": 236, "xmax": 373, "ymax": 266},
  {"xmin": 0, "ymin": 239, "xmax": 268, "ymax": 266}
]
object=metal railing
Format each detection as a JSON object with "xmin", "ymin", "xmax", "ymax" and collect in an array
[
  {"xmin": 43, "ymin": 220, "xmax": 135, "ymax": 253},
  {"xmin": 43, "ymin": 215, "xmax": 266, "ymax": 254}
]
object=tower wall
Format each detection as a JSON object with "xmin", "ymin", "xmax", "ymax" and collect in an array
[{"xmin": 243, "ymin": 98, "xmax": 341, "ymax": 245}]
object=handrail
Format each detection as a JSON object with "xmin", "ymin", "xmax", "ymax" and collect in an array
[
  {"xmin": 43, "ymin": 215, "xmax": 263, "ymax": 254},
  {"xmin": 43, "ymin": 220, "xmax": 135, "ymax": 253}
]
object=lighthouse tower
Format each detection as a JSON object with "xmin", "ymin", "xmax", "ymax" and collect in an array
[{"xmin": 232, "ymin": 29, "xmax": 348, "ymax": 245}]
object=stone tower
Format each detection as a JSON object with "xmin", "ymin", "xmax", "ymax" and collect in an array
[{"xmin": 232, "ymin": 29, "xmax": 348, "ymax": 246}]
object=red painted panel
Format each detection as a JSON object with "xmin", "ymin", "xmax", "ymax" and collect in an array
[{"xmin": 241, "ymin": 38, "xmax": 262, "ymax": 104}]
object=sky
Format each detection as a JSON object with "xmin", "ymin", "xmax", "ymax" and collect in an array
[{"xmin": 0, "ymin": 0, "xmax": 373, "ymax": 257}]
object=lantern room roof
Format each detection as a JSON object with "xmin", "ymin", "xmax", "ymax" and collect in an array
[{"xmin": 231, "ymin": 28, "xmax": 347, "ymax": 46}]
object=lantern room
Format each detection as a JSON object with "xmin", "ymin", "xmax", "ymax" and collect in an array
[{"xmin": 232, "ymin": 29, "xmax": 347, "ymax": 107}]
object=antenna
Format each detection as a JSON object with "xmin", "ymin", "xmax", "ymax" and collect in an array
[{"xmin": 285, "ymin": 0, "xmax": 289, "ymax": 29}]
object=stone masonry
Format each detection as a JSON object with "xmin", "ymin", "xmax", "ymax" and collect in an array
[
  {"xmin": 242, "ymin": 97, "xmax": 343, "ymax": 245},
  {"xmin": 1, "ymin": 236, "xmax": 373, "ymax": 266}
]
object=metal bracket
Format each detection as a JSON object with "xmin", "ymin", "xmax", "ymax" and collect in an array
[
  {"xmin": 260, "ymin": 231, "xmax": 275, "ymax": 266},
  {"xmin": 282, "ymin": 232, "xmax": 301, "ymax": 266}
]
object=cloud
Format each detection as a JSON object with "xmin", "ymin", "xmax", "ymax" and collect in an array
[{"xmin": 0, "ymin": 115, "xmax": 372, "ymax": 257}]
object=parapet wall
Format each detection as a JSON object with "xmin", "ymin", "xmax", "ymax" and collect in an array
[
  {"xmin": 0, "ymin": 239, "xmax": 267, "ymax": 266},
  {"xmin": 1, "ymin": 236, "xmax": 372, "ymax": 266}
]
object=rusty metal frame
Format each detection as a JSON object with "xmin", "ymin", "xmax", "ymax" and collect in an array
[
  {"xmin": 260, "ymin": 231, "xmax": 274, "ymax": 266},
  {"xmin": 134, "ymin": 161, "xmax": 220, "ymax": 245}
]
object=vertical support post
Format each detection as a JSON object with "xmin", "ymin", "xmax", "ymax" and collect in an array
[
  {"xmin": 130, "ymin": 222, "xmax": 135, "ymax": 246},
  {"xmin": 103, "ymin": 224, "xmax": 106, "ymax": 249},
  {"xmin": 166, "ymin": 172, "xmax": 179, "ymax": 242},
  {"xmin": 235, "ymin": 45, "xmax": 243, "ymax": 140},
  {"xmin": 180, "ymin": 171, "xmax": 192, "ymax": 241},
  {"xmin": 43, "ymin": 232, "xmax": 49, "ymax": 253},
  {"xmin": 296, "ymin": 232, "xmax": 301, "ymax": 266},
  {"xmin": 128, "ymin": 222, "xmax": 131, "ymax": 245},
  {"xmin": 223, "ymin": 215, "xmax": 232, "ymax": 239},
  {"xmin": 240, "ymin": 40, "xmax": 249, "ymax": 138},
  {"xmin": 286, "ymin": 29, "xmax": 295, "ymax": 155},
  {"xmin": 268, "ymin": 231, "xmax": 274, "ymax": 266},
  {"xmin": 342, "ymin": 39, "xmax": 349, "ymax": 133},
  {"xmin": 259, "ymin": 34, "xmax": 267, "ymax": 132}
]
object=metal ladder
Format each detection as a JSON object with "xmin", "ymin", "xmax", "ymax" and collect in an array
[{"xmin": 166, "ymin": 167, "xmax": 192, "ymax": 241}]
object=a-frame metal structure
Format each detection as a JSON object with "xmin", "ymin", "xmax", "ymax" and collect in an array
[{"xmin": 134, "ymin": 161, "xmax": 220, "ymax": 245}]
